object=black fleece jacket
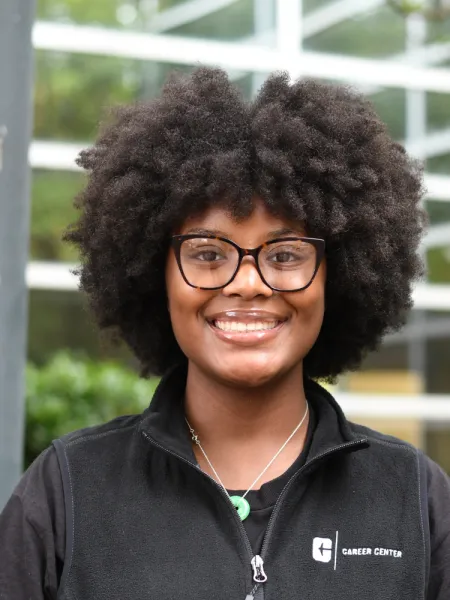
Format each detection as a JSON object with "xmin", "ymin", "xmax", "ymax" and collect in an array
[{"xmin": 1, "ymin": 367, "xmax": 449, "ymax": 599}]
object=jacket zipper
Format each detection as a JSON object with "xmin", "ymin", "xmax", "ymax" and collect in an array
[
  {"xmin": 142, "ymin": 430, "xmax": 367, "ymax": 600},
  {"xmin": 245, "ymin": 438, "xmax": 368, "ymax": 599},
  {"xmin": 141, "ymin": 432, "xmax": 255, "ymax": 565}
]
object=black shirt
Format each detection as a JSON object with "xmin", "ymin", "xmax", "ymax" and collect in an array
[
  {"xmin": 226, "ymin": 405, "xmax": 316, "ymax": 555},
  {"xmin": 1, "ymin": 405, "xmax": 450, "ymax": 599}
]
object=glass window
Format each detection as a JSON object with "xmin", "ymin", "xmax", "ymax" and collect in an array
[
  {"xmin": 368, "ymin": 87, "xmax": 406, "ymax": 140},
  {"xmin": 426, "ymin": 200, "xmax": 450, "ymax": 285},
  {"xmin": 162, "ymin": 0, "xmax": 271, "ymax": 42},
  {"xmin": 342, "ymin": 309, "xmax": 450, "ymax": 395},
  {"xmin": 303, "ymin": 5, "xmax": 406, "ymax": 58},
  {"xmin": 426, "ymin": 426, "xmax": 450, "ymax": 474},
  {"xmin": 303, "ymin": 0, "xmax": 334, "ymax": 14},
  {"xmin": 425, "ymin": 312, "xmax": 450, "ymax": 394},
  {"xmin": 427, "ymin": 91, "xmax": 450, "ymax": 132},
  {"xmin": 28, "ymin": 288, "xmax": 133, "ymax": 366},
  {"xmin": 31, "ymin": 170, "xmax": 84, "ymax": 261},
  {"xmin": 426, "ymin": 18, "xmax": 450, "ymax": 45}
]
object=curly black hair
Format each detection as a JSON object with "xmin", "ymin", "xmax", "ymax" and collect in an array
[{"xmin": 64, "ymin": 66, "xmax": 426, "ymax": 381}]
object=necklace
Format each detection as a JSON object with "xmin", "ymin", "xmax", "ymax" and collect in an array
[{"xmin": 185, "ymin": 401, "xmax": 309, "ymax": 521}]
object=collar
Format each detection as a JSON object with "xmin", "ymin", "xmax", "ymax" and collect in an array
[{"xmin": 138, "ymin": 364, "xmax": 369, "ymax": 466}]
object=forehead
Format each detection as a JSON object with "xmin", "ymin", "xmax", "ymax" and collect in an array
[{"xmin": 178, "ymin": 200, "xmax": 307, "ymax": 244}]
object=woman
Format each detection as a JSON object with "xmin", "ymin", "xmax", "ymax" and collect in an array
[{"xmin": 1, "ymin": 67, "xmax": 449, "ymax": 600}]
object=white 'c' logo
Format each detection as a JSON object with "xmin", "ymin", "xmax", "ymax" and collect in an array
[{"xmin": 312, "ymin": 537, "xmax": 333, "ymax": 563}]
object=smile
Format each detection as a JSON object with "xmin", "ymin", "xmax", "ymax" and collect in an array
[
  {"xmin": 206, "ymin": 317, "xmax": 287, "ymax": 346},
  {"xmin": 213, "ymin": 320, "xmax": 280, "ymax": 332}
]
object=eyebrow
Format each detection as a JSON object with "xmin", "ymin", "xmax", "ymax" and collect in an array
[{"xmin": 184, "ymin": 227, "xmax": 304, "ymax": 239}]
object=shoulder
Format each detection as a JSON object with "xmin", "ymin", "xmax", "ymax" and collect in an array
[
  {"xmin": 13, "ymin": 446, "xmax": 64, "ymax": 514},
  {"xmin": 423, "ymin": 454, "xmax": 450, "ymax": 493},
  {"xmin": 349, "ymin": 421, "xmax": 450, "ymax": 553},
  {"xmin": 349, "ymin": 420, "xmax": 419, "ymax": 452},
  {"xmin": 0, "ymin": 445, "xmax": 66, "ymax": 560},
  {"xmin": 57, "ymin": 413, "xmax": 142, "ymax": 448},
  {"xmin": 0, "ymin": 447, "xmax": 66, "ymax": 597},
  {"xmin": 423, "ymin": 456, "xmax": 450, "ymax": 545}
]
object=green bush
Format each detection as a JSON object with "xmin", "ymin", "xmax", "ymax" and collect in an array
[{"xmin": 25, "ymin": 352, "xmax": 159, "ymax": 467}]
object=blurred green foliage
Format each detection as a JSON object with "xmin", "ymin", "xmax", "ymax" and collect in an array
[
  {"xmin": 37, "ymin": 0, "xmax": 166, "ymax": 28},
  {"xmin": 34, "ymin": 51, "xmax": 141, "ymax": 141},
  {"xmin": 38, "ymin": 0, "xmax": 124, "ymax": 26},
  {"xmin": 387, "ymin": 0, "xmax": 450, "ymax": 20},
  {"xmin": 25, "ymin": 352, "xmax": 159, "ymax": 467}
]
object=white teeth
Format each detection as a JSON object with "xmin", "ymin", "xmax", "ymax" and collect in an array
[{"xmin": 213, "ymin": 320, "xmax": 279, "ymax": 332}]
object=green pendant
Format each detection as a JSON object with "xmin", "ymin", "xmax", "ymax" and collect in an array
[{"xmin": 230, "ymin": 495, "xmax": 251, "ymax": 521}]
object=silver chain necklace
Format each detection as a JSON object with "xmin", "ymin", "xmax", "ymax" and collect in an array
[{"xmin": 185, "ymin": 401, "xmax": 309, "ymax": 522}]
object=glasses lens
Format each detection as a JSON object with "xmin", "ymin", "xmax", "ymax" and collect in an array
[
  {"xmin": 259, "ymin": 239, "xmax": 317, "ymax": 291},
  {"xmin": 179, "ymin": 238, "xmax": 239, "ymax": 289}
]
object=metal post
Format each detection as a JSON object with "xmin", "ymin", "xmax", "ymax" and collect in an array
[
  {"xmin": 0, "ymin": 0, "xmax": 35, "ymax": 510},
  {"xmin": 405, "ymin": 14, "xmax": 428, "ymax": 387},
  {"xmin": 404, "ymin": 13, "xmax": 428, "ymax": 449}
]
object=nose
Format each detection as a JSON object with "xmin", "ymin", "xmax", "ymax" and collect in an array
[{"xmin": 222, "ymin": 256, "xmax": 273, "ymax": 299}]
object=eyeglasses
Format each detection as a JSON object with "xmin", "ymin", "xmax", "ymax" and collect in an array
[{"xmin": 171, "ymin": 234, "xmax": 325, "ymax": 292}]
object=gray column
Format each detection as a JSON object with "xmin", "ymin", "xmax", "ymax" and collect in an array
[
  {"xmin": 405, "ymin": 14, "xmax": 427, "ymax": 385},
  {"xmin": 0, "ymin": 0, "xmax": 35, "ymax": 510}
]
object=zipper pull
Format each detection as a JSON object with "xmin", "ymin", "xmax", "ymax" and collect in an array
[
  {"xmin": 244, "ymin": 557, "xmax": 267, "ymax": 599},
  {"xmin": 251, "ymin": 555, "xmax": 267, "ymax": 583}
]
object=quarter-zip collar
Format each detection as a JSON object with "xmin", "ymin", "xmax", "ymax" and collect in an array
[{"xmin": 138, "ymin": 364, "xmax": 370, "ymax": 467}]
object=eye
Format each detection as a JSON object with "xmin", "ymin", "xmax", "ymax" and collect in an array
[
  {"xmin": 270, "ymin": 251, "xmax": 298, "ymax": 263},
  {"xmin": 184, "ymin": 244, "xmax": 228, "ymax": 263},
  {"xmin": 264, "ymin": 242, "xmax": 312, "ymax": 269},
  {"xmin": 194, "ymin": 250, "xmax": 224, "ymax": 262},
  {"xmin": 267, "ymin": 248, "xmax": 306, "ymax": 263}
]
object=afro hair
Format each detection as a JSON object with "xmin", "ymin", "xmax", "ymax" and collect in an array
[{"xmin": 64, "ymin": 66, "xmax": 426, "ymax": 381}]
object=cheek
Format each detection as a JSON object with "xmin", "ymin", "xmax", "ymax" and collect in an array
[
  {"xmin": 166, "ymin": 252, "xmax": 194, "ymax": 319},
  {"xmin": 165, "ymin": 252, "xmax": 209, "ymax": 348},
  {"xmin": 285, "ymin": 267, "xmax": 326, "ymax": 344},
  {"xmin": 304, "ymin": 267, "xmax": 326, "ymax": 326}
]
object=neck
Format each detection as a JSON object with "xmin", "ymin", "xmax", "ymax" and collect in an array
[{"xmin": 184, "ymin": 363, "xmax": 309, "ymax": 490}]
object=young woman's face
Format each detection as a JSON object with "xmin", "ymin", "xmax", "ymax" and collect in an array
[{"xmin": 165, "ymin": 200, "xmax": 326, "ymax": 387}]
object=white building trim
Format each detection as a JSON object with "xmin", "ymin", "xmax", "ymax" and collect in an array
[
  {"xmin": 425, "ymin": 175, "xmax": 450, "ymax": 201},
  {"xmin": 422, "ymin": 223, "xmax": 450, "ymax": 249},
  {"xmin": 412, "ymin": 284, "xmax": 450, "ymax": 311},
  {"xmin": 336, "ymin": 393, "xmax": 450, "ymax": 421},
  {"xmin": 29, "ymin": 141, "xmax": 84, "ymax": 171},
  {"xmin": 27, "ymin": 261, "xmax": 78, "ymax": 291},
  {"xmin": 33, "ymin": 21, "xmax": 450, "ymax": 93}
]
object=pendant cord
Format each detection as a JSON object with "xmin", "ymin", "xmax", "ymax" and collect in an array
[{"xmin": 185, "ymin": 401, "xmax": 309, "ymax": 502}]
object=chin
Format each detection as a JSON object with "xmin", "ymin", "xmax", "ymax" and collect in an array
[{"xmin": 215, "ymin": 358, "xmax": 285, "ymax": 389}]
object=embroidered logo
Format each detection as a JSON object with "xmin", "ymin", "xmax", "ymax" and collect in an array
[
  {"xmin": 312, "ymin": 533, "xmax": 339, "ymax": 569},
  {"xmin": 312, "ymin": 537, "xmax": 333, "ymax": 563},
  {"xmin": 312, "ymin": 532, "xmax": 402, "ymax": 571}
]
